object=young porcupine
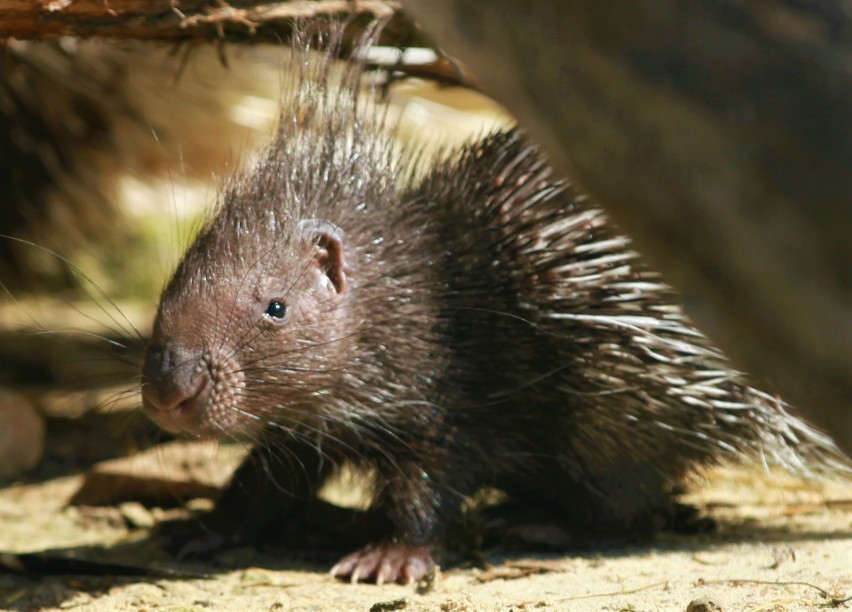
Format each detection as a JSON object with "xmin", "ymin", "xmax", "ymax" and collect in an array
[{"xmin": 140, "ymin": 31, "xmax": 848, "ymax": 584}]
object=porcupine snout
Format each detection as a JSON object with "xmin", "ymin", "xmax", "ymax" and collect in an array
[
  {"xmin": 141, "ymin": 339, "xmax": 250, "ymax": 439},
  {"xmin": 141, "ymin": 343, "xmax": 211, "ymax": 436}
]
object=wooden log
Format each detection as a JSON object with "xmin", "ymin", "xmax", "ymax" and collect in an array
[{"xmin": 399, "ymin": 0, "xmax": 852, "ymax": 454}]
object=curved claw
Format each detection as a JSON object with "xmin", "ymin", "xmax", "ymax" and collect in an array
[{"xmin": 330, "ymin": 542, "xmax": 435, "ymax": 585}]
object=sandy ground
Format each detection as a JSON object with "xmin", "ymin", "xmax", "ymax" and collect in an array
[{"xmin": 0, "ymin": 447, "xmax": 849, "ymax": 612}]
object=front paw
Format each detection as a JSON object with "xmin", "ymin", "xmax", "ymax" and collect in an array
[{"xmin": 330, "ymin": 542, "xmax": 435, "ymax": 585}]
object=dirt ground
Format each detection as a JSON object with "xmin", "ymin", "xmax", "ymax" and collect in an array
[{"xmin": 0, "ymin": 438, "xmax": 849, "ymax": 612}]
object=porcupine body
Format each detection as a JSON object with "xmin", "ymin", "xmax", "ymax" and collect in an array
[{"xmin": 140, "ymin": 33, "xmax": 848, "ymax": 584}]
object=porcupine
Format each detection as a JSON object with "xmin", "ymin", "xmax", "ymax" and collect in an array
[{"xmin": 140, "ymin": 30, "xmax": 849, "ymax": 584}]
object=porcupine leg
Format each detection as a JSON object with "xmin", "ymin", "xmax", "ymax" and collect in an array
[
  {"xmin": 162, "ymin": 439, "xmax": 334, "ymax": 558},
  {"xmin": 330, "ymin": 457, "xmax": 450, "ymax": 584},
  {"xmin": 555, "ymin": 465, "xmax": 715, "ymax": 539},
  {"xmin": 494, "ymin": 459, "xmax": 713, "ymax": 549}
]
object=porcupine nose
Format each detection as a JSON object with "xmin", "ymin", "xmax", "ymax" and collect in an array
[{"xmin": 141, "ymin": 343, "xmax": 209, "ymax": 435}]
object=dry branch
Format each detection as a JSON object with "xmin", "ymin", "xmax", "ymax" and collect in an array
[{"xmin": 0, "ymin": 0, "xmax": 403, "ymax": 42}]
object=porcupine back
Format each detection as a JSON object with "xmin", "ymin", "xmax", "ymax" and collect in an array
[{"xmin": 407, "ymin": 127, "xmax": 849, "ymax": 528}]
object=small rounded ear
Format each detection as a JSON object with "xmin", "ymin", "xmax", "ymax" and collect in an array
[{"xmin": 297, "ymin": 219, "xmax": 349, "ymax": 294}]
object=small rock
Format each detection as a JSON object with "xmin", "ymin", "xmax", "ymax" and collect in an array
[
  {"xmin": 686, "ymin": 599, "xmax": 723, "ymax": 612},
  {"xmin": 416, "ymin": 566, "xmax": 441, "ymax": 594},
  {"xmin": 370, "ymin": 598, "xmax": 408, "ymax": 612},
  {"xmin": 0, "ymin": 389, "xmax": 45, "ymax": 479},
  {"xmin": 118, "ymin": 501, "xmax": 156, "ymax": 529}
]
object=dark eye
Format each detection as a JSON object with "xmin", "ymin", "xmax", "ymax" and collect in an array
[{"xmin": 265, "ymin": 301, "xmax": 287, "ymax": 319}]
